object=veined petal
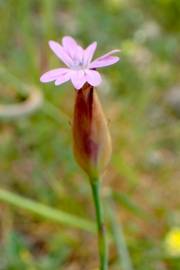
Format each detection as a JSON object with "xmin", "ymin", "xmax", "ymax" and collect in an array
[
  {"xmin": 83, "ymin": 42, "xmax": 97, "ymax": 66},
  {"xmin": 85, "ymin": 70, "xmax": 102, "ymax": 86},
  {"xmin": 62, "ymin": 36, "xmax": 84, "ymax": 65},
  {"xmin": 90, "ymin": 57, "xmax": 119, "ymax": 68},
  {"xmin": 71, "ymin": 70, "xmax": 86, "ymax": 90},
  {"xmin": 62, "ymin": 36, "xmax": 79, "ymax": 59},
  {"xmin": 89, "ymin": 49, "xmax": 120, "ymax": 68},
  {"xmin": 40, "ymin": 68, "xmax": 70, "ymax": 83},
  {"xmin": 75, "ymin": 45, "xmax": 84, "ymax": 64},
  {"xmin": 49, "ymin": 40, "xmax": 73, "ymax": 67},
  {"xmin": 55, "ymin": 71, "xmax": 71, "ymax": 86}
]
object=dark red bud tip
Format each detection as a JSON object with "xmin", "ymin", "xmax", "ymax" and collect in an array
[{"xmin": 73, "ymin": 83, "xmax": 112, "ymax": 179}]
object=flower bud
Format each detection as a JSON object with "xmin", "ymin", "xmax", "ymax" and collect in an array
[{"xmin": 73, "ymin": 83, "xmax": 112, "ymax": 180}]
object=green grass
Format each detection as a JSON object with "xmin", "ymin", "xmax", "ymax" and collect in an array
[{"xmin": 0, "ymin": 0, "xmax": 180, "ymax": 269}]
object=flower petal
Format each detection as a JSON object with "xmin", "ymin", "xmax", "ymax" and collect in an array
[
  {"xmin": 55, "ymin": 71, "xmax": 71, "ymax": 86},
  {"xmin": 62, "ymin": 36, "xmax": 78, "ymax": 58},
  {"xmin": 49, "ymin": 40, "xmax": 73, "ymax": 67},
  {"xmin": 85, "ymin": 70, "xmax": 102, "ymax": 86},
  {"xmin": 76, "ymin": 45, "xmax": 84, "ymax": 63},
  {"xmin": 89, "ymin": 49, "xmax": 120, "ymax": 68},
  {"xmin": 40, "ymin": 68, "xmax": 70, "ymax": 83},
  {"xmin": 62, "ymin": 36, "xmax": 84, "ymax": 64},
  {"xmin": 83, "ymin": 42, "xmax": 97, "ymax": 66},
  {"xmin": 71, "ymin": 70, "xmax": 86, "ymax": 90}
]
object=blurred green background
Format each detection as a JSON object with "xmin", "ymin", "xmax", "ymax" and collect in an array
[{"xmin": 0, "ymin": 0, "xmax": 180, "ymax": 269}]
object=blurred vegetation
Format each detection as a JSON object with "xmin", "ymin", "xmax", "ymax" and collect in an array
[{"xmin": 0, "ymin": 0, "xmax": 180, "ymax": 269}]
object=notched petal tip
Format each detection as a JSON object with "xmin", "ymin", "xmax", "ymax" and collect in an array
[
  {"xmin": 40, "ymin": 72, "xmax": 52, "ymax": 83},
  {"xmin": 40, "ymin": 76, "xmax": 46, "ymax": 83},
  {"xmin": 112, "ymin": 56, "xmax": 120, "ymax": 62},
  {"xmin": 54, "ymin": 80, "xmax": 61, "ymax": 86},
  {"xmin": 62, "ymin": 35, "xmax": 77, "ymax": 43},
  {"xmin": 48, "ymin": 40, "xmax": 57, "ymax": 48},
  {"xmin": 62, "ymin": 36, "xmax": 78, "ymax": 49},
  {"xmin": 89, "ymin": 41, "xmax": 97, "ymax": 49}
]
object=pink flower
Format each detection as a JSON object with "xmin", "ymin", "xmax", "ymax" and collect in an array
[{"xmin": 40, "ymin": 36, "xmax": 120, "ymax": 90}]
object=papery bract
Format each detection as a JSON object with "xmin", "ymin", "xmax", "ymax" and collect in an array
[{"xmin": 73, "ymin": 83, "xmax": 112, "ymax": 179}]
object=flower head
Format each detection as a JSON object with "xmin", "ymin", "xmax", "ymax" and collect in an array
[{"xmin": 40, "ymin": 36, "xmax": 120, "ymax": 89}]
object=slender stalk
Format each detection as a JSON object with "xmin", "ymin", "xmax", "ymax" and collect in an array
[{"xmin": 90, "ymin": 179, "xmax": 108, "ymax": 270}]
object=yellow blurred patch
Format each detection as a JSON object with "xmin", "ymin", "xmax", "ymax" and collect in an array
[{"xmin": 165, "ymin": 227, "xmax": 180, "ymax": 257}]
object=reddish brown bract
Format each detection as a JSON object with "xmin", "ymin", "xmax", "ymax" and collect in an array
[{"xmin": 73, "ymin": 83, "xmax": 112, "ymax": 179}]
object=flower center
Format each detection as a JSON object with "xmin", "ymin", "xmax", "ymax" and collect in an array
[{"xmin": 71, "ymin": 58, "xmax": 86, "ymax": 70}]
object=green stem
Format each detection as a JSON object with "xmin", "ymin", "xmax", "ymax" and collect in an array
[{"xmin": 90, "ymin": 180, "xmax": 108, "ymax": 270}]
